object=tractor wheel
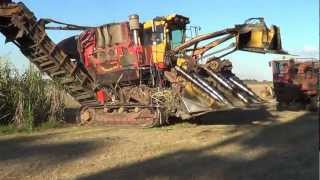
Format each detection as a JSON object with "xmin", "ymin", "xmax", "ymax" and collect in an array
[{"xmin": 79, "ymin": 106, "xmax": 95, "ymax": 125}]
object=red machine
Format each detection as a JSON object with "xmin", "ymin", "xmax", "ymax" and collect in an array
[
  {"xmin": 270, "ymin": 58, "xmax": 319, "ymax": 110},
  {"xmin": 0, "ymin": 2, "xmax": 287, "ymax": 126},
  {"xmin": 77, "ymin": 19, "xmax": 145, "ymax": 104}
]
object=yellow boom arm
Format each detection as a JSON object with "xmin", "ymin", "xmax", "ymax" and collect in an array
[{"xmin": 172, "ymin": 17, "xmax": 287, "ymax": 59}]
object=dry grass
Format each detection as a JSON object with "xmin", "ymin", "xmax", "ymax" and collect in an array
[{"xmin": 0, "ymin": 102, "xmax": 317, "ymax": 180}]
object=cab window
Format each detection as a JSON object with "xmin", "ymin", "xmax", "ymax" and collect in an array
[
  {"xmin": 143, "ymin": 25, "xmax": 164, "ymax": 45},
  {"xmin": 170, "ymin": 28, "xmax": 185, "ymax": 48},
  {"xmin": 152, "ymin": 25, "xmax": 164, "ymax": 44},
  {"xmin": 143, "ymin": 28, "xmax": 153, "ymax": 45}
]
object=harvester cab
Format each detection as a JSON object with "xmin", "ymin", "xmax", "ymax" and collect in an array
[{"xmin": 142, "ymin": 14, "xmax": 190, "ymax": 68}]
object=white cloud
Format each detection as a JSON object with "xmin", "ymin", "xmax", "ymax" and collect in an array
[{"xmin": 295, "ymin": 45, "xmax": 319, "ymax": 58}]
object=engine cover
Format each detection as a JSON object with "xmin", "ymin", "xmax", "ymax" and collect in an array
[{"xmin": 79, "ymin": 22, "xmax": 143, "ymax": 85}]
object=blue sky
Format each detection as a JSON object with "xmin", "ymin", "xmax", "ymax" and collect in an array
[{"xmin": 0, "ymin": 0, "xmax": 318, "ymax": 80}]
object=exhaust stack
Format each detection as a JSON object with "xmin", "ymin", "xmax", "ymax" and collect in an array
[{"xmin": 129, "ymin": 14, "xmax": 140, "ymax": 45}]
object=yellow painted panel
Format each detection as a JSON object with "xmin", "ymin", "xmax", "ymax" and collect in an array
[
  {"xmin": 184, "ymin": 82, "xmax": 215, "ymax": 106},
  {"xmin": 152, "ymin": 42, "xmax": 166, "ymax": 64},
  {"xmin": 176, "ymin": 57, "xmax": 187, "ymax": 69},
  {"xmin": 248, "ymin": 30, "xmax": 264, "ymax": 48}
]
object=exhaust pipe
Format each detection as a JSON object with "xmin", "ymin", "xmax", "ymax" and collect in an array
[{"xmin": 129, "ymin": 14, "xmax": 140, "ymax": 45}]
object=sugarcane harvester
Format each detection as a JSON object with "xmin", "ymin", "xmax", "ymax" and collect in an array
[{"xmin": 0, "ymin": 1, "xmax": 286, "ymax": 127}]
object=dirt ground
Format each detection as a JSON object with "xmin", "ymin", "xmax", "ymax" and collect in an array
[{"xmin": 0, "ymin": 101, "xmax": 318, "ymax": 180}]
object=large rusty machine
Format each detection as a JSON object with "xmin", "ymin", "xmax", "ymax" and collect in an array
[
  {"xmin": 0, "ymin": 2, "xmax": 286, "ymax": 126},
  {"xmin": 270, "ymin": 58, "xmax": 319, "ymax": 111}
]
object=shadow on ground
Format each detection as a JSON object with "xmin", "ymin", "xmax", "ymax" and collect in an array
[
  {"xmin": 0, "ymin": 131, "xmax": 109, "ymax": 171},
  {"xmin": 79, "ymin": 112, "xmax": 318, "ymax": 180},
  {"xmin": 189, "ymin": 104, "xmax": 277, "ymax": 125}
]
